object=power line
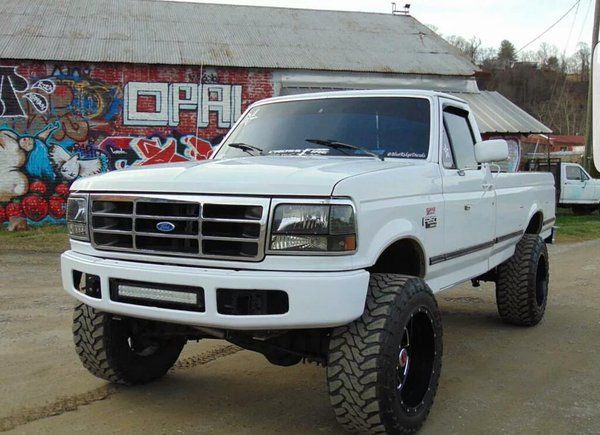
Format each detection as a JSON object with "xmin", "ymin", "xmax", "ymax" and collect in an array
[
  {"xmin": 564, "ymin": 0, "xmax": 582, "ymax": 55},
  {"xmin": 549, "ymin": 0, "xmax": 581, "ymax": 123},
  {"xmin": 516, "ymin": 0, "xmax": 582, "ymax": 53},
  {"xmin": 575, "ymin": 0, "xmax": 594, "ymax": 45}
]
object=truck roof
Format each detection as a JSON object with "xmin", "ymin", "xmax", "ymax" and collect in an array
[{"xmin": 252, "ymin": 89, "xmax": 468, "ymax": 106}]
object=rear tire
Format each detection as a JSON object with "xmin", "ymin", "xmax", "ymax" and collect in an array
[
  {"xmin": 73, "ymin": 304, "xmax": 185, "ymax": 385},
  {"xmin": 496, "ymin": 234, "xmax": 549, "ymax": 326},
  {"xmin": 327, "ymin": 274, "xmax": 443, "ymax": 434}
]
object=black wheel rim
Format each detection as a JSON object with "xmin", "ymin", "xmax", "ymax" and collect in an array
[
  {"xmin": 396, "ymin": 308, "xmax": 436, "ymax": 411},
  {"xmin": 535, "ymin": 255, "xmax": 548, "ymax": 307}
]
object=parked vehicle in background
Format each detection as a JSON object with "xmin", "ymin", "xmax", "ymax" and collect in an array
[
  {"xmin": 61, "ymin": 90, "xmax": 556, "ymax": 434},
  {"xmin": 525, "ymin": 159, "xmax": 600, "ymax": 214}
]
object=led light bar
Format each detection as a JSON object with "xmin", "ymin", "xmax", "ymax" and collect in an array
[{"xmin": 117, "ymin": 284, "xmax": 198, "ymax": 305}]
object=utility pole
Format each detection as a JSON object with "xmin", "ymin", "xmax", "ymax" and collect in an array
[{"xmin": 584, "ymin": 0, "xmax": 600, "ymax": 176}]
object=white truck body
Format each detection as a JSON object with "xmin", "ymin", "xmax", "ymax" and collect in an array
[{"xmin": 61, "ymin": 90, "xmax": 556, "ymax": 330}]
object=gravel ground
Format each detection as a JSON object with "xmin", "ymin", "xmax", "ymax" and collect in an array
[{"xmin": 0, "ymin": 240, "xmax": 599, "ymax": 434}]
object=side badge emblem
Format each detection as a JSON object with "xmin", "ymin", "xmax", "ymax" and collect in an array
[{"xmin": 422, "ymin": 207, "xmax": 438, "ymax": 229}]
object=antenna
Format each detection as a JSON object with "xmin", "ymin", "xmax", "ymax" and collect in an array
[{"xmin": 392, "ymin": 2, "xmax": 410, "ymax": 15}]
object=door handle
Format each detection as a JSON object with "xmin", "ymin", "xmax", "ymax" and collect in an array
[{"xmin": 482, "ymin": 183, "xmax": 493, "ymax": 191}]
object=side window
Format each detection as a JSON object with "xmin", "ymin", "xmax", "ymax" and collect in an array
[
  {"xmin": 441, "ymin": 126, "xmax": 456, "ymax": 169},
  {"xmin": 443, "ymin": 108, "xmax": 477, "ymax": 170},
  {"xmin": 580, "ymin": 169, "xmax": 590, "ymax": 181},
  {"xmin": 566, "ymin": 166, "xmax": 582, "ymax": 181}
]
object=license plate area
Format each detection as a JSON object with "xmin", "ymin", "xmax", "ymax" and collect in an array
[{"xmin": 109, "ymin": 279, "xmax": 205, "ymax": 312}]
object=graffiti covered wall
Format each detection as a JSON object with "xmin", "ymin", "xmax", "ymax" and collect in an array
[{"xmin": 0, "ymin": 61, "xmax": 274, "ymax": 224}]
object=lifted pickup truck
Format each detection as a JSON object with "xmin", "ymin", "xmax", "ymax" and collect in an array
[{"xmin": 62, "ymin": 90, "xmax": 555, "ymax": 434}]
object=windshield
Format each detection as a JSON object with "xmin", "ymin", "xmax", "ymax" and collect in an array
[{"xmin": 214, "ymin": 97, "xmax": 431, "ymax": 160}]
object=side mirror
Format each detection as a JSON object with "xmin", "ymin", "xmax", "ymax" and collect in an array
[{"xmin": 474, "ymin": 139, "xmax": 509, "ymax": 163}]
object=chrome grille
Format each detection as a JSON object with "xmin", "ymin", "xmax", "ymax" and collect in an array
[{"xmin": 89, "ymin": 195, "xmax": 269, "ymax": 261}]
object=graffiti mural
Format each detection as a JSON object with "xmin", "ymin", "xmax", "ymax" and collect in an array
[
  {"xmin": 0, "ymin": 66, "xmax": 54, "ymax": 117},
  {"xmin": 99, "ymin": 134, "xmax": 213, "ymax": 169},
  {"xmin": 123, "ymin": 82, "xmax": 242, "ymax": 128},
  {"xmin": 0, "ymin": 61, "xmax": 274, "ymax": 226}
]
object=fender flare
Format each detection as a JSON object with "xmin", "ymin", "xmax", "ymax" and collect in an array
[
  {"xmin": 365, "ymin": 218, "xmax": 427, "ymax": 275},
  {"xmin": 525, "ymin": 204, "xmax": 544, "ymax": 234}
]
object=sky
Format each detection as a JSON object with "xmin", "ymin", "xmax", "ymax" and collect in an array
[{"xmin": 166, "ymin": 0, "xmax": 595, "ymax": 57}]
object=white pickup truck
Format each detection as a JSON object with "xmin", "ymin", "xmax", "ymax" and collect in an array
[
  {"xmin": 558, "ymin": 163, "xmax": 600, "ymax": 214},
  {"xmin": 62, "ymin": 90, "xmax": 556, "ymax": 434},
  {"xmin": 525, "ymin": 160, "xmax": 600, "ymax": 214}
]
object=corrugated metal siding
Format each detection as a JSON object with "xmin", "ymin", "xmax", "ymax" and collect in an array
[
  {"xmin": 0, "ymin": 0, "xmax": 477, "ymax": 76},
  {"xmin": 452, "ymin": 91, "xmax": 552, "ymax": 134}
]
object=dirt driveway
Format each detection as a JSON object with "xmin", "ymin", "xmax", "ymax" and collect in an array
[{"xmin": 1, "ymin": 240, "xmax": 599, "ymax": 434}]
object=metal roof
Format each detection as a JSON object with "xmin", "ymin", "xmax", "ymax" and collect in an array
[
  {"xmin": 0, "ymin": 0, "xmax": 478, "ymax": 76},
  {"xmin": 451, "ymin": 91, "xmax": 552, "ymax": 135}
]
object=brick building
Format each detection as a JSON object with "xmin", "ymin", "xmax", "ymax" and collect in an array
[
  {"xmin": 0, "ymin": 0, "xmax": 549, "ymax": 225},
  {"xmin": 521, "ymin": 134, "xmax": 586, "ymax": 153}
]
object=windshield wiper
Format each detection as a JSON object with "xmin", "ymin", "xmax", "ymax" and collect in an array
[
  {"xmin": 227, "ymin": 142, "xmax": 264, "ymax": 156},
  {"xmin": 305, "ymin": 139, "xmax": 384, "ymax": 161}
]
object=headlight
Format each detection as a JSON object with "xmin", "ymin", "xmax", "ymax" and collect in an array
[
  {"xmin": 270, "ymin": 204, "xmax": 356, "ymax": 253},
  {"xmin": 67, "ymin": 195, "xmax": 89, "ymax": 241}
]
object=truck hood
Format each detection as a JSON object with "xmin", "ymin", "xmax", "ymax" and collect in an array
[{"xmin": 71, "ymin": 156, "xmax": 413, "ymax": 196}]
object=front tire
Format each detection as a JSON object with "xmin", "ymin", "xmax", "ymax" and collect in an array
[
  {"xmin": 73, "ymin": 304, "xmax": 185, "ymax": 385},
  {"xmin": 327, "ymin": 274, "xmax": 443, "ymax": 434},
  {"xmin": 496, "ymin": 234, "xmax": 549, "ymax": 326}
]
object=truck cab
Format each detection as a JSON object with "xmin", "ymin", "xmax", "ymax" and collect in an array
[{"xmin": 560, "ymin": 162, "xmax": 600, "ymax": 213}]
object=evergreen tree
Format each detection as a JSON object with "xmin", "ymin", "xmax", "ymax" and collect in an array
[{"xmin": 498, "ymin": 40, "xmax": 517, "ymax": 68}]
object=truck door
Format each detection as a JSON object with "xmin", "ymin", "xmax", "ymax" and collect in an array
[
  {"xmin": 437, "ymin": 102, "xmax": 495, "ymax": 276},
  {"xmin": 563, "ymin": 164, "xmax": 595, "ymax": 203}
]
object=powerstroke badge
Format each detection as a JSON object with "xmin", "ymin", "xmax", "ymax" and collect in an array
[{"xmin": 422, "ymin": 207, "xmax": 437, "ymax": 229}]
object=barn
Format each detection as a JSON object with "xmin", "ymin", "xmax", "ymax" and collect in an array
[{"xmin": 0, "ymin": 0, "xmax": 550, "ymax": 224}]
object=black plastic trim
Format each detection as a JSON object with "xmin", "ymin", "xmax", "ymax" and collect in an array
[{"xmin": 429, "ymin": 230, "xmax": 524, "ymax": 266}]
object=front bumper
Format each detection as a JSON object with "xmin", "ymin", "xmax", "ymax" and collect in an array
[{"xmin": 61, "ymin": 251, "xmax": 370, "ymax": 330}]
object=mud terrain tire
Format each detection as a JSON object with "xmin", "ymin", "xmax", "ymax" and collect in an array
[
  {"xmin": 496, "ymin": 234, "xmax": 549, "ymax": 326},
  {"xmin": 73, "ymin": 304, "xmax": 185, "ymax": 385},
  {"xmin": 327, "ymin": 274, "xmax": 443, "ymax": 434}
]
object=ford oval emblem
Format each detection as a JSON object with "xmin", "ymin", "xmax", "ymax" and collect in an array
[{"xmin": 156, "ymin": 221, "xmax": 176, "ymax": 232}]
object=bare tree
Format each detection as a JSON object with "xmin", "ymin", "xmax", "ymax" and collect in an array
[
  {"xmin": 519, "ymin": 50, "xmax": 539, "ymax": 64},
  {"xmin": 574, "ymin": 42, "xmax": 591, "ymax": 81},
  {"xmin": 445, "ymin": 35, "xmax": 482, "ymax": 63},
  {"xmin": 537, "ymin": 42, "xmax": 559, "ymax": 68}
]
